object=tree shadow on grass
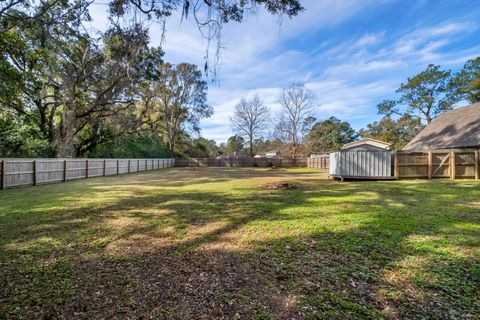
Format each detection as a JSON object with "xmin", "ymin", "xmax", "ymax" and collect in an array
[{"xmin": 0, "ymin": 176, "xmax": 479, "ymax": 319}]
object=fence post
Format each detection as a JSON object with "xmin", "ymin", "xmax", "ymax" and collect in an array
[
  {"xmin": 1, "ymin": 160, "xmax": 5, "ymax": 190},
  {"xmin": 450, "ymin": 150, "xmax": 456, "ymax": 179},
  {"xmin": 475, "ymin": 150, "xmax": 479, "ymax": 180},
  {"xmin": 128, "ymin": 159, "xmax": 131, "ymax": 173},
  {"xmin": 117, "ymin": 159, "xmax": 120, "ymax": 175},
  {"xmin": 63, "ymin": 160, "xmax": 67, "ymax": 181},
  {"xmin": 145, "ymin": 159, "xmax": 147, "ymax": 171},
  {"xmin": 85, "ymin": 159, "xmax": 89, "ymax": 179},
  {"xmin": 33, "ymin": 160, "xmax": 37, "ymax": 186},
  {"xmin": 394, "ymin": 152, "xmax": 399, "ymax": 178},
  {"xmin": 103, "ymin": 159, "xmax": 106, "ymax": 176},
  {"xmin": 428, "ymin": 151, "xmax": 432, "ymax": 179}
]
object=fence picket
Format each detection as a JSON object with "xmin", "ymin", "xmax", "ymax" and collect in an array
[{"xmin": 0, "ymin": 158, "xmax": 174, "ymax": 190}]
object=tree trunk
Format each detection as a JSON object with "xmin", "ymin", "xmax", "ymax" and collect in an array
[
  {"xmin": 249, "ymin": 136, "xmax": 253, "ymax": 157},
  {"xmin": 54, "ymin": 105, "xmax": 76, "ymax": 157},
  {"xmin": 426, "ymin": 114, "xmax": 432, "ymax": 124},
  {"xmin": 167, "ymin": 137, "xmax": 175, "ymax": 158}
]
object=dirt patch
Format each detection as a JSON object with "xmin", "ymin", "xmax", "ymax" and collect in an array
[
  {"xmin": 67, "ymin": 250, "xmax": 296, "ymax": 319},
  {"xmin": 261, "ymin": 183, "xmax": 298, "ymax": 190}
]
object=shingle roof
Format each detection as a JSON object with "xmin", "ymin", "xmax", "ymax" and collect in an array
[{"xmin": 403, "ymin": 103, "xmax": 480, "ymax": 151}]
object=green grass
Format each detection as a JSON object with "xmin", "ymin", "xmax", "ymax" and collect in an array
[{"xmin": 0, "ymin": 167, "xmax": 479, "ymax": 319}]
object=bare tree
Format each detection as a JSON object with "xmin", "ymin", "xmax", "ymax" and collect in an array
[
  {"xmin": 230, "ymin": 95, "xmax": 270, "ymax": 157},
  {"xmin": 274, "ymin": 83, "xmax": 315, "ymax": 159}
]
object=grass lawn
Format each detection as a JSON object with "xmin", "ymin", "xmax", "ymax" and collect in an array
[{"xmin": 0, "ymin": 167, "xmax": 479, "ymax": 319}]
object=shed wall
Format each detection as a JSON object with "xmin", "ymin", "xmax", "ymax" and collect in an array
[{"xmin": 329, "ymin": 151, "xmax": 392, "ymax": 177}]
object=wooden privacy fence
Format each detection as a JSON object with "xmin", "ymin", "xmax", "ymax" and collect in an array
[
  {"xmin": 174, "ymin": 158, "xmax": 308, "ymax": 168},
  {"xmin": 395, "ymin": 149, "xmax": 479, "ymax": 179},
  {"xmin": 325, "ymin": 149, "xmax": 479, "ymax": 180},
  {"xmin": 0, "ymin": 158, "xmax": 175, "ymax": 190},
  {"xmin": 307, "ymin": 155, "xmax": 329, "ymax": 169}
]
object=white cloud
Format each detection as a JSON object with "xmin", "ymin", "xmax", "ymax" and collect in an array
[
  {"xmin": 353, "ymin": 32, "xmax": 385, "ymax": 48},
  {"xmin": 324, "ymin": 60, "xmax": 405, "ymax": 77},
  {"xmin": 416, "ymin": 22, "xmax": 475, "ymax": 38}
]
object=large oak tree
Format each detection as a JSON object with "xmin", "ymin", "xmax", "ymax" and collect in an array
[{"xmin": 142, "ymin": 63, "xmax": 212, "ymax": 157}]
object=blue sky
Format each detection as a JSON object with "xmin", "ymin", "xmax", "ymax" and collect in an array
[{"xmin": 89, "ymin": 0, "xmax": 480, "ymax": 142}]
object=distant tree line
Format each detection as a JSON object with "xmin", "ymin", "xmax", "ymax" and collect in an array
[{"xmin": 226, "ymin": 57, "xmax": 480, "ymax": 157}]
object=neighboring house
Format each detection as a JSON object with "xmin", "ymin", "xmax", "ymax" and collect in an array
[
  {"xmin": 341, "ymin": 138, "xmax": 391, "ymax": 151},
  {"xmin": 403, "ymin": 103, "xmax": 480, "ymax": 151},
  {"xmin": 254, "ymin": 151, "xmax": 279, "ymax": 158},
  {"xmin": 265, "ymin": 151, "xmax": 279, "ymax": 158}
]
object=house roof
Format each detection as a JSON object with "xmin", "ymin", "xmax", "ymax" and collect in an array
[
  {"xmin": 403, "ymin": 103, "xmax": 480, "ymax": 151},
  {"xmin": 341, "ymin": 138, "xmax": 391, "ymax": 150}
]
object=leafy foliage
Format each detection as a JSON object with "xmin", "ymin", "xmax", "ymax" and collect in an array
[
  {"xmin": 378, "ymin": 64, "xmax": 460, "ymax": 124},
  {"xmin": 225, "ymin": 135, "xmax": 245, "ymax": 155},
  {"xmin": 86, "ymin": 134, "xmax": 170, "ymax": 158},
  {"xmin": 306, "ymin": 116, "xmax": 358, "ymax": 153},
  {"xmin": 450, "ymin": 57, "xmax": 480, "ymax": 103},
  {"xmin": 0, "ymin": 0, "xmax": 300, "ymax": 158},
  {"xmin": 183, "ymin": 137, "xmax": 220, "ymax": 158},
  {"xmin": 359, "ymin": 115, "xmax": 424, "ymax": 150},
  {"xmin": 0, "ymin": 111, "xmax": 53, "ymax": 157},
  {"xmin": 141, "ymin": 62, "xmax": 212, "ymax": 157}
]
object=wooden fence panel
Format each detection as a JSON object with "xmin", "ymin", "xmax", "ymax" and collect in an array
[
  {"xmin": 295, "ymin": 158, "xmax": 308, "ymax": 168},
  {"xmin": 241, "ymin": 158, "xmax": 254, "ymax": 167},
  {"xmin": 254, "ymin": 158, "xmax": 268, "ymax": 167},
  {"xmin": 37, "ymin": 159, "xmax": 65, "ymax": 184},
  {"xmin": 397, "ymin": 152, "xmax": 429, "ymax": 178},
  {"xmin": 395, "ymin": 150, "xmax": 478, "ymax": 179},
  {"xmin": 173, "ymin": 158, "xmax": 308, "ymax": 168},
  {"xmin": 87, "ymin": 159, "xmax": 105, "ymax": 178},
  {"xmin": 104, "ymin": 159, "xmax": 117, "ymax": 176},
  {"xmin": 137, "ymin": 160, "xmax": 144, "ymax": 172},
  {"xmin": 455, "ymin": 152, "xmax": 476, "ymax": 178},
  {"xmin": 118, "ymin": 160, "xmax": 130, "ymax": 174},
  {"xmin": 198, "ymin": 158, "xmax": 209, "ymax": 167},
  {"xmin": 0, "ymin": 158, "xmax": 174, "ymax": 190},
  {"xmin": 431, "ymin": 152, "xmax": 450, "ymax": 178},
  {"xmin": 307, "ymin": 156, "xmax": 329, "ymax": 169},
  {"xmin": 4, "ymin": 160, "xmax": 35, "ymax": 187},
  {"xmin": 231, "ymin": 158, "xmax": 241, "ymax": 167},
  {"xmin": 130, "ymin": 159, "xmax": 139, "ymax": 172},
  {"xmin": 66, "ymin": 159, "xmax": 87, "ymax": 180}
]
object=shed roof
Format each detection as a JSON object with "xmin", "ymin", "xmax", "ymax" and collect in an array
[
  {"xmin": 341, "ymin": 138, "xmax": 391, "ymax": 150},
  {"xmin": 403, "ymin": 103, "xmax": 480, "ymax": 151}
]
